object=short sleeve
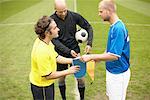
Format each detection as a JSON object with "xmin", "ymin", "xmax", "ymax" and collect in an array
[{"xmin": 109, "ymin": 27, "xmax": 125, "ymax": 57}]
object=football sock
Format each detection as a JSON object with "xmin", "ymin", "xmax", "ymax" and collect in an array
[{"xmin": 59, "ymin": 84, "xmax": 66, "ymax": 100}]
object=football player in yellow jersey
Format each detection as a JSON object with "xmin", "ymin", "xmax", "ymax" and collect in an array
[{"xmin": 30, "ymin": 16, "xmax": 80, "ymax": 100}]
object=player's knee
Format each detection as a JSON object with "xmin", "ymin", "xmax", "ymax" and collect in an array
[
  {"xmin": 77, "ymin": 79, "xmax": 85, "ymax": 87},
  {"xmin": 58, "ymin": 77, "xmax": 66, "ymax": 85}
]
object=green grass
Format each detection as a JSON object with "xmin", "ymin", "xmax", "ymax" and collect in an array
[
  {"xmin": 116, "ymin": 0, "xmax": 150, "ymax": 17},
  {"xmin": 0, "ymin": 0, "xmax": 41, "ymax": 22},
  {"xmin": 0, "ymin": 0, "xmax": 150, "ymax": 100},
  {"xmin": 139, "ymin": 0, "xmax": 150, "ymax": 3}
]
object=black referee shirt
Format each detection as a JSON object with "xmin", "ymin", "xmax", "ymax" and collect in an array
[{"xmin": 51, "ymin": 10, "xmax": 93, "ymax": 56}]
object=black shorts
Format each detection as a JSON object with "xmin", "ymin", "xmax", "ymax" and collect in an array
[
  {"xmin": 57, "ymin": 47, "xmax": 80, "ymax": 71},
  {"xmin": 57, "ymin": 63, "xmax": 72, "ymax": 71},
  {"xmin": 31, "ymin": 83, "xmax": 54, "ymax": 100}
]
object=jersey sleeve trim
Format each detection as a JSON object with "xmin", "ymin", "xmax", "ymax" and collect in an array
[{"xmin": 108, "ymin": 52, "xmax": 121, "ymax": 57}]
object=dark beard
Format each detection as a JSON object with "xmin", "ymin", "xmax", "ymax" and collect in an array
[{"xmin": 104, "ymin": 16, "xmax": 110, "ymax": 21}]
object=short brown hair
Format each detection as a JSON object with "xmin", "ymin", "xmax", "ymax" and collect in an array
[{"xmin": 35, "ymin": 16, "xmax": 53, "ymax": 39}]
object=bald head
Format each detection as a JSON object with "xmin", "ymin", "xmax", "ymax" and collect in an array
[
  {"xmin": 54, "ymin": 0, "xmax": 67, "ymax": 20},
  {"xmin": 55, "ymin": 0, "xmax": 67, "ymax": 10},
  {"xmin": 98, "ymin": 0, "xmax": 118, "ymax": 24},
  {"xmin": 99, "ymin": 0, "xmax": 116, "ymax": 13}
]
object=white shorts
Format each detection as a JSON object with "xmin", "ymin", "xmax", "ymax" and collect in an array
[{"xmin": 106, "ymin": 69, "xmax": 131, "ymax": 100}]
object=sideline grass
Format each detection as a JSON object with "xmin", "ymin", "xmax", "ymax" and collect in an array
[
  {"xmin": 0, "ymin": 0, "xmax": 41, "ymax": 22},
  {"xmin": 138, "ymin": 0, "xmax": 150, "ymax": 3},
  {"xmin": 116, "ymin": 0, "xmax": 150, "ymax": 17}
]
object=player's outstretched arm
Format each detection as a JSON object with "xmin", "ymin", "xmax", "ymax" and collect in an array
[
  {"xmin": 56, "ymin": 55, "xmax": 73, "ymax": 64},
  {"xmin": 81, "ymin": 53, "xmax": 118, "ymax": 62}
]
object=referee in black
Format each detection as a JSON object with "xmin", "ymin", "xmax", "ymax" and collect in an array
[{"xmin": 51, "ymin": 0, "xmax": 93, "ymax": 100}]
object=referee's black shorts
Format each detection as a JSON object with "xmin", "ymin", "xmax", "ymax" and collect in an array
[
  {"xmin": 31, "ymin": 83, "xmax": 54, "ymax": 100},
  {"xmin": 56, "ymin": 53, "xmax": 73, "ymax": 71},
  {"xmin": 57, "ymin": 47, "xmax": 80, "ymax": 71},
  {"xmin": 57, "ymin": 63, "xmax": 70, "ymax": 71}
]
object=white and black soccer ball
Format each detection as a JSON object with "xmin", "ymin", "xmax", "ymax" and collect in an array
[{"xmin": 75, "ymin": 29, "xmax": 88, "ymax": 43}]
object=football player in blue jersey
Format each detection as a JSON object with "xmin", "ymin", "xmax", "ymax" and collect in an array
[{"xmin": 81, "ymin": 0, "xmax": 130, "ymax": 100}]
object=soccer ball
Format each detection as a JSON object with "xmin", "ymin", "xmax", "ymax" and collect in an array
[{"xmin": 75, "ymin": 29, "xmax": 88, "ymax": 43}]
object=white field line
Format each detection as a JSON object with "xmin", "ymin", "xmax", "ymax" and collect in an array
[
  {"xmin": 0, "ymin": 22, "xmax": 35, "ymax": 26},
  {"xmin": 73, "ymin": 0, "xmax": 80, "ymax": 99},
  {"xmin": 0, "ymin": 21, "xmax": 150, "ymax": 27},
  {"xmin": 74, "ymin": 79, "xmax": 80, "ymax": 100},
  {"xmin": 73, "ymin": 0, "xmax": 77, "ymax": 12}
]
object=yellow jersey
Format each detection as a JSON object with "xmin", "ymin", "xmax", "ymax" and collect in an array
[{"xmin": 30, "ymin": 38, "xmax": 58, "ymax": 87}]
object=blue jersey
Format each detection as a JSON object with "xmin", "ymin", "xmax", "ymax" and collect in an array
[{"xmin": 106, "ymin": 20, "xmax": 130, "ymax": 74}]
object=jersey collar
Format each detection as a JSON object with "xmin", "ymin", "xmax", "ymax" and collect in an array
[{"xmin": 110, "ymin": 19, "xmax": 121, "ymax": 27}]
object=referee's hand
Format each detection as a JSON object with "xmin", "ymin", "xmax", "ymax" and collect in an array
[
  {"xmin": 71, "ymin": 50, "xmax": 78, "ymax": 57},
  {"xmin": 84, "ymin": 45, "xmax": 91, "ymax": 54}
]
